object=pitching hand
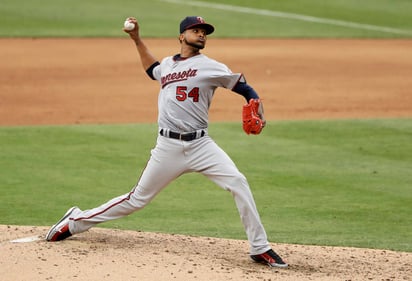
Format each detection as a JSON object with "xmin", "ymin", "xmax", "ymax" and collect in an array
[{"xmin": 123, "ymin": 17, "xmax": 140, "ymax": 41}]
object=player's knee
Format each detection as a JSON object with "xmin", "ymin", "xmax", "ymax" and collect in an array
[
  {"xmin": 128, "ymin": 185, "xmax": 157, "ymax": 209},
  {"xmin": 225, "ymin": 173, "xmax": 249, "ymax": 192}
]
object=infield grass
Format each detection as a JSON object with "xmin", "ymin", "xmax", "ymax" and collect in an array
[
  {"xmin": 1, "ymin": 119, "xmax": 411, "ymax": 252},
  {"xmin": 1, "ymin": 0, "xmax": 411, "ymax": 37}
]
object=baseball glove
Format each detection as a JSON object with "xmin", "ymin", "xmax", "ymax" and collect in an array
[{"xmin": 242, "ymin": 99, "xmax": 265, "ymax": 135}]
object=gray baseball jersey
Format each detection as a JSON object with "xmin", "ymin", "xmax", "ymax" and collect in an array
[{"xmin": 153, "ymin": 54, "xmax": 242, "ymax": 132}]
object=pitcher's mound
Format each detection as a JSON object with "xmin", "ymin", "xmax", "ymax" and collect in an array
[{"xmin": 1, "ymin": 225, "xmax": 411, "ymax": 281}]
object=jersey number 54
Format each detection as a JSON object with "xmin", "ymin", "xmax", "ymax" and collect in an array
[{"xmin": 176, "ymin": 86, "xmax": 199, "ymax": 102}]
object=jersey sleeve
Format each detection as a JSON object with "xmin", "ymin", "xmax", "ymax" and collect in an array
[
  {"xmin": 151, "ymin": 63, "xmax": 162, "ymax": 81},
  {"xmin": 146, "ymin": 62, "xmax": 160, "ymax": 80},
  {"xmin": 209, "ymin": 61, "xmax": 243, "ymax": 90}
]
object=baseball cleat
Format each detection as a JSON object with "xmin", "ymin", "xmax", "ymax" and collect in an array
[
  {"xmin": 250, "ymin": 249, "xmax": 288, "ymax": 268},
  {"xmin": 45, "ymin": 206, "xmax": 78, "ymax": 242}
]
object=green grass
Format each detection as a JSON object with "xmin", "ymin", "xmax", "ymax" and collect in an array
[
  {"xmin": 1, "ymin": 119, "xmax": 411, "ymax": 252},
  {"xmin": 0, "ymin": 0, "xmax": 411, "ymax": 37}
]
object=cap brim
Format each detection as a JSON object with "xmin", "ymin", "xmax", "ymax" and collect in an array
[{"xmin": 185, "ymin": 23, "xmax": 215, "ymax": 35}]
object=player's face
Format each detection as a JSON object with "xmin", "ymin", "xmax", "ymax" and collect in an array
[{"xmin": 182, "ymin": 28, "xmax": 207, "ymax": 50}]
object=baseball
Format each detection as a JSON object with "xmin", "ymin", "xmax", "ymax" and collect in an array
[{"xmin": 124, "ymin": 20, "xmax": 135, "ymax": 31}]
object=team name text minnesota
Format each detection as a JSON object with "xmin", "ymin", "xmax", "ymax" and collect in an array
[{"xmin": 161, "ymin": 68, "xmax": 198, "ymax": 88}]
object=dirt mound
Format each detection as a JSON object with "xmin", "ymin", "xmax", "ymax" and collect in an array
[{"xmin": 1, "ymin": 225, "xmax": 411, "ymax": 281}]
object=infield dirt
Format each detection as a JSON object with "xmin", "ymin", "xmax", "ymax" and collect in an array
[{"xmin": 0, "ymin": 38, "xmax": 411, "ymax": 280}]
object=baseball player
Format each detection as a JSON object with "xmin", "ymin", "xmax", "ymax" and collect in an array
[{"xmin": 46, "ymin": 16, "xmax": 288, "ymax": 268}]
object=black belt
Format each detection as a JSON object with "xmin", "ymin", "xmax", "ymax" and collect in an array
[{"xmin": 160, "ymin": 129, "xmax": 205, "ymax": 141}]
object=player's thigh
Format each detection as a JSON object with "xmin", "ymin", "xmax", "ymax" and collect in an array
[
  {"xmin": 138, "ymin": 137, "xmax": 186, "ymax": 191},
  {"xmin": 191, "ymin": 137, "xmax": 246, "ymax": 189}
]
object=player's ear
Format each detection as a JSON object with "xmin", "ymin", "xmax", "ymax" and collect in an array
[{"xmin": 179, "ymin": 33, "xmax": 184, "ymax": 43}]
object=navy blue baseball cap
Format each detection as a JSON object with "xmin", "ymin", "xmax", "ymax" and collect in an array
[{"xmin": 179, "ymin": 16, "xmax": 214, "ymax": 35}]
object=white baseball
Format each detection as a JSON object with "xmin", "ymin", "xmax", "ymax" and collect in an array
[{"xmin": 124, "ymin": 20, "xmax": 135, "ymax": 31}]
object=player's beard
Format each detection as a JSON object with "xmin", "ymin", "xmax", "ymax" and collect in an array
[{"xmin": 184, "ymin": 38, "xmax": 205, "ymax": 50}]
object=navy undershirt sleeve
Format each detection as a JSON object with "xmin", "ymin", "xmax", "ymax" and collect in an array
[
  {"xmin": 145, "ymin": 61, "xmax": 160, "ymax": 80},
  {"xmin": 232, "ymin": 82, "xmax": 259, "ymax": 102}
]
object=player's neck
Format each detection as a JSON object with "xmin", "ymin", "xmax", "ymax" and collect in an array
[{"xmin": 180, "ymin": 46, "xmax": 201, "ymax": 59}]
